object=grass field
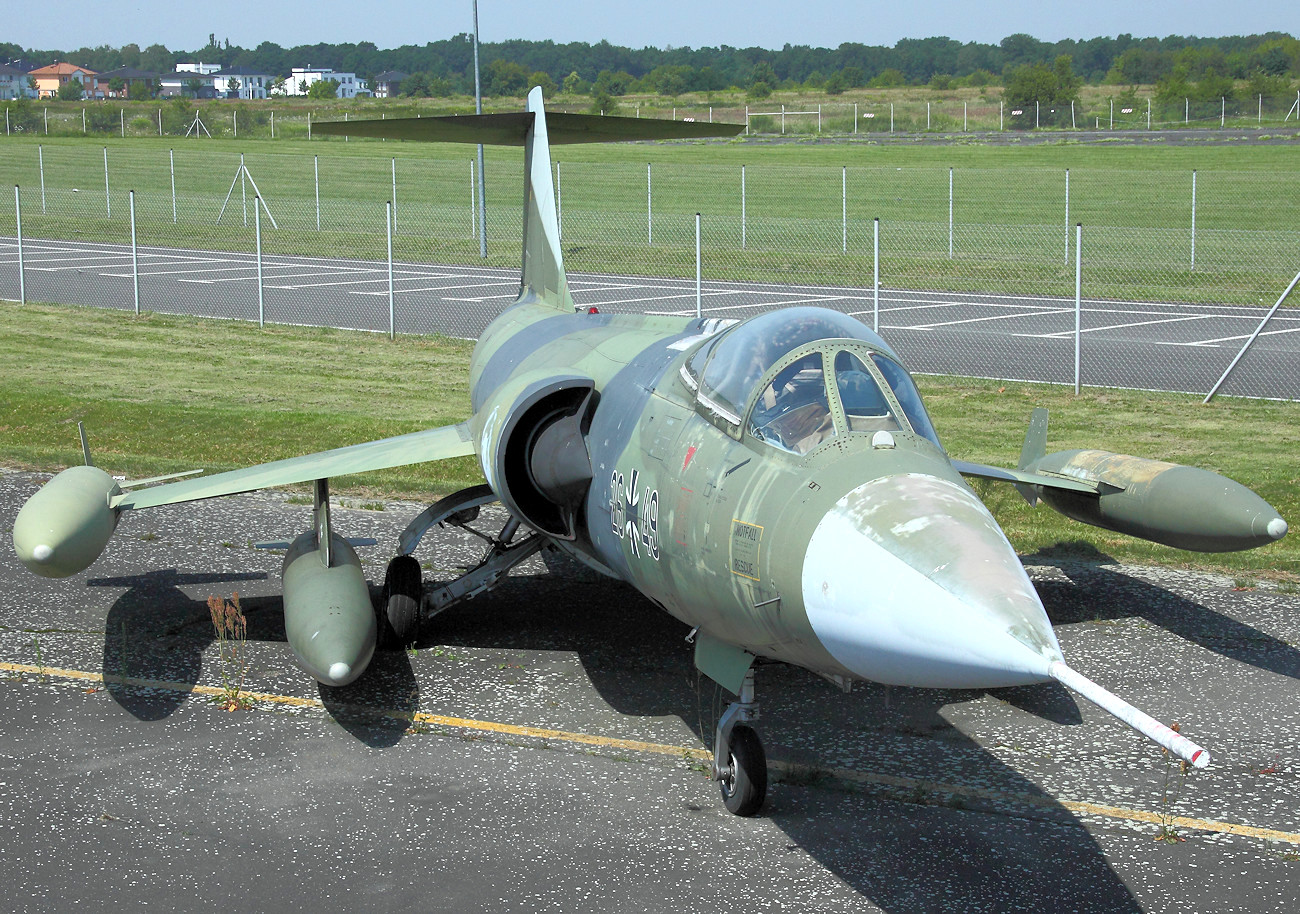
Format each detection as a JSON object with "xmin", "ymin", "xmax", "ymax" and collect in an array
[
  {"xmin": 3, "ymin": 133, "xmax": 1300, "ymax": 305},
  {"xmin": 1, "ymin": 301, "xmax": 1295, "ymax": 581}
]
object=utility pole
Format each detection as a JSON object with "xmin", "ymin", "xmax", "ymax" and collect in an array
[{"xmin": 472, "ymin": 0, "xmax": 487, "ymax": 258}]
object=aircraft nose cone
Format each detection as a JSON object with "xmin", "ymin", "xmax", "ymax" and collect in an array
[
  {"xmin": 1266, "ymin": 516, "xmax": 1287, "ymax": 541},
  {"xmin": 327, "ymin": 662, "xmax": 352, "ymax": 684},
  {"xmin": 802, "ymin": 473, "xmax": 1062, "ymax": 689}
]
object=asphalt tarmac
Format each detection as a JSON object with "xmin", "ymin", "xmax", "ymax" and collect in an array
[{"xmin": 2, "ymin": 468, "xmax": 1298, "ymax": 912}]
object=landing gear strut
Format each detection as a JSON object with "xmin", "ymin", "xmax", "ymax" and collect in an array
[
  {"xmin": 378, "ymin": 485, "xmax": 545, "ymax": 636},
  {"xmin": 713, "ymin": 669, "xmax": 766, "ymax": 816}
]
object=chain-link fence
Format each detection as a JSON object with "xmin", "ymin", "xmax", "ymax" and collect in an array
[
  {"xmin": 8, "ymin": 91, "xmax": 1300, "ymax": 139},
  {"xmin": 2, "ymin": 142, "xmax": 1298, "ymax": 400}
]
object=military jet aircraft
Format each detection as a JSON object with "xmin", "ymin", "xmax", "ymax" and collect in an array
[{"xmin": 13, "ymin": 89, "xmax": 1287, "ymax": 816}]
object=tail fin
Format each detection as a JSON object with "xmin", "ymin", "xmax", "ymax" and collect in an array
[
  {"xmin": 1016, "ymin": 408, "xmax": 1050, "ymax": 506},
  {"xmin": 519, "ymin": 87, "xmax": 571, "ymax": 310},
  {"xmin": 312, "ymin": 93, "xmax": 743, "ymax": 314}
]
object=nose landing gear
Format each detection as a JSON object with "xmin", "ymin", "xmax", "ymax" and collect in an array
[{"xmin": 713, "ymin": 669, "xmax": 767, "ymax": 816}]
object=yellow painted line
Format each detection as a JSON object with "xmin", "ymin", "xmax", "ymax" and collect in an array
[{"xmin": 5, "ymin": 660, "xmax": 1298, "ymax": 845}]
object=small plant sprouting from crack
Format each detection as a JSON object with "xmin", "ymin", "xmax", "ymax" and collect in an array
[
  {"xmin": 31, "ymin": 635, "xmax": 46, "ymax": 679},
  {"xmin": 1154, "ymin": 723, "xmax": 1189, "ymax": 844},
  {"xmin": 207, "ymin": 593, "xmax": 252, "ymax": 711}
]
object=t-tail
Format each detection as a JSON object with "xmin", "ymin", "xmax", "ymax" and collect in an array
[{"xmin": 312, "ymin": 89, "xmax": 743, "ymax": 313}]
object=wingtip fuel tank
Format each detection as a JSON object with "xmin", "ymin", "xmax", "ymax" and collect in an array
[
  {"xmin": 1027, "ymin": 449, "xmax": 1286, "ymax": 553},
  {"xmin": 12, "ymin": 465, "xmax": 121, "ymax": 578}
]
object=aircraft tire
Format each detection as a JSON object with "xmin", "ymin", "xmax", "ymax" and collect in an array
[
  {"xmin": 720, "ymin": 725, "xmax": 767, "ymax": 816},
  {"xmin": 377, "ymin": 554, "xmax": 422, "ymax": 649}
]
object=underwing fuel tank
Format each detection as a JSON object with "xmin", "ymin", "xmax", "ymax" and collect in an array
[
  {"xmin": 1028, "ymin": 450, "xmax": 1287, "ymax": 553},
  {"xmin": 12, "ymin": 465, "xmax": 121, "ymax": 578},
  {"xmin": 281, "ymin": 532, "xmax": 376, "ymax": 687}
]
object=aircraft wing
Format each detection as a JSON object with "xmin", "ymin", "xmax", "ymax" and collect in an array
[
  {"xmin": 952, "ymin": 459, "xmax": 1101, "ymax": 496},
  {"xmin": 111, "ymin": 422, "xmax": 475, "ymax": 511}
]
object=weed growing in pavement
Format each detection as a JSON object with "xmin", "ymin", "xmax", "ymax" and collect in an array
[
  {"xmin": 207, "ymin": 593, "xmax": 252, "ymax": 711},
  {"xmin": 1154, "ymin": 723, "xmax": 1189, "ymax": 844}
]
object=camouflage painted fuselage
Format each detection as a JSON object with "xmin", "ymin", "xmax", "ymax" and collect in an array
[{"xmin": 466, "ymin": 297, "xmax": 1061, "ymax": 690}]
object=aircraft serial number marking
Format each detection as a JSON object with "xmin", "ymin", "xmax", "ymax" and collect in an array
[
  {"xmin": 731, "ymin": 520, "xmax": 763, "ymax": 580},
  {"xmin": 610, "ymin": 468, "xmax": 660, "ymax": 560}
]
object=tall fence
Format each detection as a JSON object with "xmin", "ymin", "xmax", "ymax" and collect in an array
[
  {"xmin": 7, "ymin": 91, "xmax": 1300, "ymax": 139},
  {"xmin": 2, "ymin": 142, "xmax": 1297, "ymax": 400}
]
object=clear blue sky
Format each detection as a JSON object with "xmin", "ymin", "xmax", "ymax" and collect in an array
[{"xmin": 8, "ymin": 0, "xmax": 1297, "ymax": 53}]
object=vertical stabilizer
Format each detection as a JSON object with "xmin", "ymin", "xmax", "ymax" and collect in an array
[{"xmin": 520, "ymin": 88, "xmax": 574, "ymax": 311}]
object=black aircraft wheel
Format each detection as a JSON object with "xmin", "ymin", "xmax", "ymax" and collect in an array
[
  {"xmin": 376, "ymin": 554, "xmax": 423, "ymax": 649},
  {"xmin": 719, "ymin": 725, "xmax": 767, "ymax": 817}
]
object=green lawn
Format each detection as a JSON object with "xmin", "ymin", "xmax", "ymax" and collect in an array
[
  {"xmin": 2, "ymin": 133, "xmax": 1299, "ymax": 304},
  {"xmin": 1, "ymin": 302, "xmax": 1295, "ymax": 581}
]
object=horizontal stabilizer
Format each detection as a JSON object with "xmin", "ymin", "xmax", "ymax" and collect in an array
[{"xmin": 313, "ymin": 111, "xmax": 744, "ymax": 145}]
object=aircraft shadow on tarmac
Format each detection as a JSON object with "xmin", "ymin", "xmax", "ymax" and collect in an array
[
  {"xmin": 1028, "ymin": 541, "xmax": 1300, "ymax": 682},
  {"xmin": 84, "ymin": 542, "xmax": 1300, "ymax": 910},
  {"xmin": 414, "ymin": 552, "xmax": 1146, "ymax": 913},
  {"xmin": 87, "ymin": 568, "xmax": 419, "ymax": 747}
]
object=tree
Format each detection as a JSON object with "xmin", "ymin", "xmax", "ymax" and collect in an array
[
  {"xmin": 185, "ymin": 78, "xmax": 204, "ymax": 98},
  {"xmin": 58, "ymin": 79, "xmax": 84, "ymax": 101},
  {"xmin": 226, "ymin": 76, "xmax": 241, "ymax": 98},
  {"xmin": 1004, "ymin": 55, "xmax": 1080, "ymax": 127},
  {"xmin": 562, "ymin": 71, "xmax": 587, "ymax": 95},
  {"xmin": 306, "ymin": 78, "xmax": 340, "ymax": 99},
  {"xmin": 107, "ymin": 76, "xmax": 126, "ymax": 97},
  {"xmin": 127, "ymin": 80, "xmax": 154, "ymax": 101},
  {"xmin": 529, "ymin": 71, "xmax": 557, "ymax": 97},
  {"xmin": 485, "ymin": 58, "xmax": 530, "ymax": 96}
]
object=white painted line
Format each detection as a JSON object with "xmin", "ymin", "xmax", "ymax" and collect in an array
[
  {"xmin": 352, "ymin": 280, "xmax": 521, "ymax": 295},
  {"xmin": 909, "ymin": 308, "xmax": 1072, "ymax": 330},
  {"xmin": 1037, "ymin": 314, "xmax": 1215, "ymax": 339},
  {"xmin": 648, "ymin": 294, "xmax": 840, "ymax": 316},
  {"xmin": 1186, "ymin": 325, "xmax": 1300, "ymax": 346}
]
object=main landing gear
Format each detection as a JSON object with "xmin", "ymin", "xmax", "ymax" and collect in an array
[
  {"xmin": 374, "ymin": 484, "xmax": 544, "ymax": 649},
  {"xmin": 713, "ymin": 668, "xmax": 767, "ymax": 816}
]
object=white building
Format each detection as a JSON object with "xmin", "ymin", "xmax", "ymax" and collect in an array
[
  {"xmin": 284, "ymin": 67, "xmax": 366, "ymax": 99},
  {"xmin": 0, "ymin": 63, "xmax": 36, "ymax": 100},
  {"xmin": 176, "ymin": 62, "xmax": 221, "ymax": 76},
  {"xmin": 211, "ymin": 66, "xmax": 273, "ymax": 100}
]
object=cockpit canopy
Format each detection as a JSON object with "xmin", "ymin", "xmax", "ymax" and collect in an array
[{"xmin": 681, "ymin": 307, "xmax": 941, "ymax": 455}]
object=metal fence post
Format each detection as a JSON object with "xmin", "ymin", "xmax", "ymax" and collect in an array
[
  {"xmin": 841, "ymin": 166, "xmax": 847, "ymax": 254},
  {"xmin": 129, "ymin": 190, "xmax": 139, "ymax": 315},
  {"xmin": 103, "ymin": 147, "xmax": 110, "ymax": 218},
  {"xmin": 14, "ymin": 186, "xmax": 25, "ymax": 305},
  {"xmin": 170, "ymin": 148, "xmax": 177, "ymax": 223},
  {"xmin": 741, "ymin": 165, "xmax": 746, "ymax": 249},
  {"xmin": 391, "ymin": 157, "xmax": 397, "ymax": 232},
  {"xmin": 1204, "ymin": 269, "xmax": 1300, "ymax": 403},
  {"xmin": 695, "ymin": 213, "xmax": 702, "ymax": 319},
  {"xmin": 387, "ymin": 201, "xmax": 395, "ymax": 340},
  {"xmin": 948, "ymin": 167, "xmax": 954, "ymax": 259},
  {"xmin": 255, "ymin": 196, "xmax": 264, "ymax": 328},
  {"xmin": 873, "ymin": 217, "xmax": 880, "ymax": 333},
  {"xmin": 1064, "ymin": 169, "xmax": 1070, "ymax": 265},
  {"xmin": 38, "ymin": 145, "xmax": 45, "ymax": 214},
  {"xmin": 469, "ymin": 158, "xmax": 476, "ymax": 237},
  {"xmin": 647, "ymin": 163, "xmax": 652, "ymax": 244},
  {"xmin": 1075, "ymin": 223, "xmax": 1083, "ymax": 395},
  {"xmin": 314, "ymin": 155, "xmax": 320, "ymax": 231},
  {"xmin": 1191, "ymin": 170, "xmax": 1197, "ymax": 271},
  {"xmin": 555, "ymin": 161, "xmax": 562, "ymax": 239}
]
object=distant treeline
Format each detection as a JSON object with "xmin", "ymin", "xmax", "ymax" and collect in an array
[{"xmin": 4, "ymin": 31, "xmax": 1297, "ymax": 97}]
